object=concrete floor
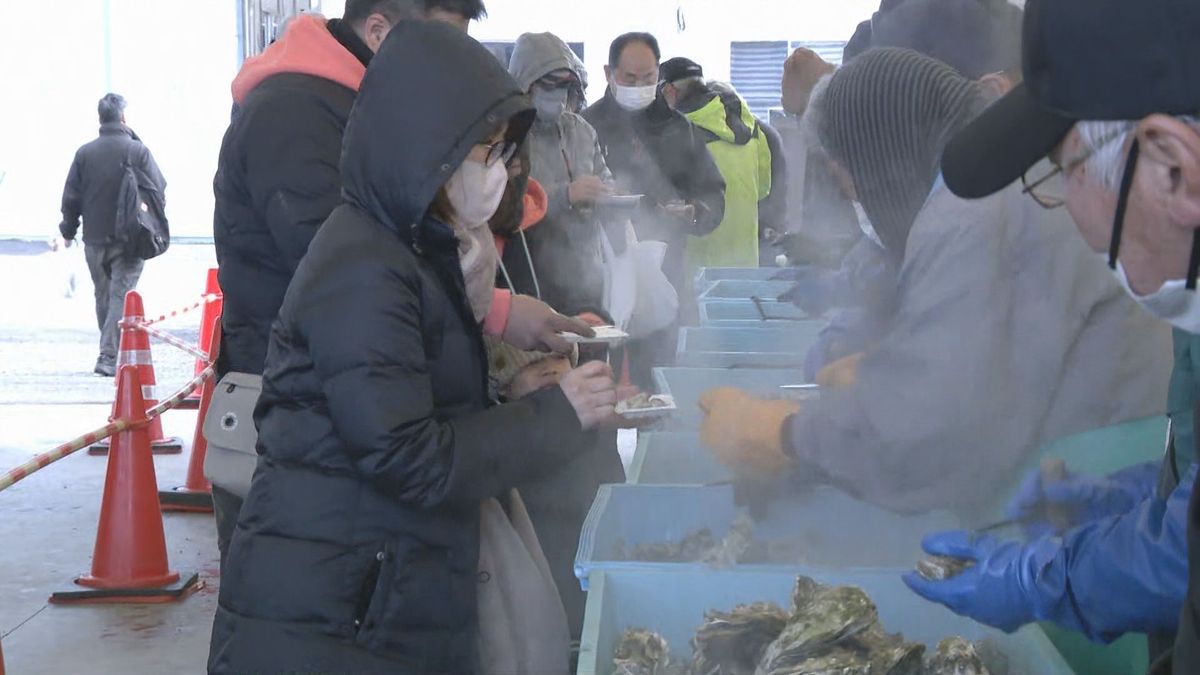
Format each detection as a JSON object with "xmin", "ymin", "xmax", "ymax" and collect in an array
[
  {"xmin": 0, "ymin": 242, "xmax": 222, "ymax": 673},
  {"xmin": 0, "ymin": 406, "xmax": 219, "ymax": 674}
]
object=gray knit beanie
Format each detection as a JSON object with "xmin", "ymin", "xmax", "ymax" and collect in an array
[{"xmin": 815, "ymin": 48, "xmax": 985, "ymax": 260}]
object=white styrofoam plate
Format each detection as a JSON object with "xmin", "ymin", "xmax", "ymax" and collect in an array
[
  {"xmin": 558, "ymin": 325, "xmax": 630, "ymax": 345},
  {"xmin": 616, "ymin": 394, "xmax": 677, "ymax": 419}
]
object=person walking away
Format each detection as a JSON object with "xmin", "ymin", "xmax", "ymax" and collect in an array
[
  {"xmin": 904, "ymin": 0, "xmax": 1200, "ymax": 669},
  {"xmin": 207, "ymin": 22, "xmax": 627, "ymax": 674},
  {"xmin": 660, "ymin": 58, "xmax": 772, "ymax": 274},
  {"xmin": 508, "ymin": 32, "xmax": 615, "ymax": 316},
  {"xmin": 583, "ymin": 32, "xmax": 725, "ymax": 383},
  {"xmin": 209, "ymin": 0, "xmax": 587, "ymax": 570},
  {"xmin": 59, "ymin": 93, "xmax": 166, "ymax": 377}
]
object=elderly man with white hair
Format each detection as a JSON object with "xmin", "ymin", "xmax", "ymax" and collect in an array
[{"xmin": 905, "ymin": 0, "xmax": 1200, "ymax": 669}]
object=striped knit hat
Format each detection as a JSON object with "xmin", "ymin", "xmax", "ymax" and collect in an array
[{"xmin": 815, "ymin": 48, "xmax": 985, "ymax": 260}]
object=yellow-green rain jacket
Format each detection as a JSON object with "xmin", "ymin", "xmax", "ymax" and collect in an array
[{"xmin": 682, "ymin": 92, "xmax": 772, "ymax": 272}]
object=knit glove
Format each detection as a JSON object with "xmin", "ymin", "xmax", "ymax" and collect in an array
[{"xmin": 699, "ymin": 388, "xmax": 801, "ymax": 477}]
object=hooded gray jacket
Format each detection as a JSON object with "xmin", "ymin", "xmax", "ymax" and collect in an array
[
  {"xmin": 786, "ymin": 180, "xmax": 1173, "ymax": 514},
  {"xmin": 508, "ymin": 32, "xmax": 613, "ymax": 314}
]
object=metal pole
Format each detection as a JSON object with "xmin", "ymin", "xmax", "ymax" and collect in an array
[{"xmin": 102, "ymin": 0, "xmax": 113, "ymax": 91}]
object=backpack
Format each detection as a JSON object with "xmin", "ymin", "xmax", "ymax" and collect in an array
[{"xmin": 115, "ymin": 144, "xmax": 169, "ymax": 260}]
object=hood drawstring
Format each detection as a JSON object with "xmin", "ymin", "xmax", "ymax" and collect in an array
[{"xmin": 519, "ymin": 229, "xmax": 542, "ymax": 300}]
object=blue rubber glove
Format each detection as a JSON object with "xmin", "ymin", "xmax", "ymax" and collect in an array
[
  {"xmin": 1006, "ymin": 461, "xmax": 1161, "ymax": 538},
  {"xmin": 904, "ymin": 464, "xmax": 1194, "ymax": 642}
]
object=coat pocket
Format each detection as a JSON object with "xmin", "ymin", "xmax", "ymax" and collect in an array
[{"xmin": 352, "ymin": 542, "xmax": 395, "ymax": 643}]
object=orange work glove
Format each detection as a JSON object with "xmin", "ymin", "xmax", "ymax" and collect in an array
[
  {"xmin": 699, "ymin": 387, "xmax": 801, "ymax": 477},
  {"xmin": 815, "ymin": 352, "xmax": 864, "ymax": 390}
]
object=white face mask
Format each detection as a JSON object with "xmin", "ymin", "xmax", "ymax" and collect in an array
[
  {"xmin": 1112, "ymin": 262, "xmax": 1200, "ymax": 333},
  {"xmin": 532, "ymin": 88, "xmax": 568, "ymax": 122},
  {"xmin": 613, "ymin": 83, "xmax": 657, "ymax": 111},
  {"xmin": 446, "ymin": 159, "xmax": 508, "ymax": 322}
]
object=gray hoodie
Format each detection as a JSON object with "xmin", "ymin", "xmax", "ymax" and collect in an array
[{"xmin": 509, "ymin": 32, "xmax": 613, "ymax": 314}]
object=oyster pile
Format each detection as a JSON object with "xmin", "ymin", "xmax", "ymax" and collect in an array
[
  {"xmin": 613, "ymin": 576, "xmax": 1001, "ymax": 675},
  {"xmin": 614, "ymin": 514, "xmax": 787, "ymax": 567}
]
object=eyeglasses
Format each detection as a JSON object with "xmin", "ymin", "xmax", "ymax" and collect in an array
[
  {"xmin": 483, "ymin": 139, "xmax": 519, "ymax": 167},
  {"xmin": 1021, "ymin": 127, "xmax": 1127, "ymax": 210}
]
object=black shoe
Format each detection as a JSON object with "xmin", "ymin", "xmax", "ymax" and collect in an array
[{"xmin": 94, "ymin": 361, "xmax": 116, "ymax": 377}]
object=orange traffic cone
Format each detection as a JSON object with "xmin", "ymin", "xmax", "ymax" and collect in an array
[
  {"xmin": 90, "ymin": 291, "xmax": 183, "ymax": 455},
  {"xmin": 179, "ymin": 269, "xmax": 222, "ymax": 410},
  {"xmin": 51, "ymin": 366, "xmax": 200, "ymax": 604},
  {"xmin": 160, "ymin": 318, "xmax": 222, "ymax": 513}
]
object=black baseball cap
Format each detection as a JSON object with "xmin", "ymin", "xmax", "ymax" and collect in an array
[
  {"xmin": 942, "ymin": 0, "xmax": 1200, "ymax": 199},
  {"xmin": 659, "ymin": 57, "xmax": 704, "ymax": 84}
]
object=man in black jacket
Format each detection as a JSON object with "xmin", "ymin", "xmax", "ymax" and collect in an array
[
  {"xmin": 583, "ymin": 32, "xmax": 726, "ymax": 383},
  {"xmin": 211, "ymin": 0, "xmax": 491, "ymax": 564},
  {"xmin": 60, "ymin": 93, "xmax": 167, "ymax": 377}
]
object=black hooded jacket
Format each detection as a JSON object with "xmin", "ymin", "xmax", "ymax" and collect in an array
[
  {"xmin": 583, "ymin": 90, "xmax": 726, "ymax": 289},
  {"xmin": 208, "ymin": 23, "xmax": 587, "ymax": 675},
  {"xmin": 212, "ymin": 19, "xmax": 369, "ymax": 377}
]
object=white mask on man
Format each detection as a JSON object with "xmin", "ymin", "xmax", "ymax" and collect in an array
[
  {"xmin": 613, "ymin": 83, "xmax": 657, "ymax": 111},
  {"xmin": 446, "ymin": 159, "xmax": 508, "ymax": 322},
  {"xmin": 1112, "ymin": 262, "xmax": 1200, "ymax": 333}
]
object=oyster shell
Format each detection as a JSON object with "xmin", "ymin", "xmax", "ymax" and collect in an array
[
  {"xmin": 701, "ymin": 512, "xmax": 757, "ymax": 568},
  {"xmin": 915, "ymin": 555, "xmax": 975, "ymax": 581},
  {"xmin": 856, "ymin": 625, "xmax": 925, "ymax": 675},
  {"xmin": 691, "ymin": 602, "xmax": 789, "ymax": 675},
  {"xmin": 756, "ymin": 586, "xmax": 878, "ymax": 674},
  {"xmin": 614, "ymin": 628, "xmax": 672, "ymax": 675},
  {"xmin": 972, "ymin": 639, "xmax": 1009, "ymax": 675},
  {"xmin": 759, "ymin": 644, "xmax": 872, "ymax": 674},
  {"xmin": 926, "ymin": 637, "xmax": 991, "ymax": 675},
  {"xmin": 790, "ymin": 576, "xmax": 823, "ymax": 615}
]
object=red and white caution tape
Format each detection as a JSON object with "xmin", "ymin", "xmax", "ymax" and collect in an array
[
  {"xmin": 0, "ymin": 366, "xmax": 214, "ymax": 494},
  {"xmin": 140, "ymin": 293, "xmax": 221, "ymax": 327},
  {"xmin": 137, "ymin": 322, "xmax": 210, "ymax": 362}
]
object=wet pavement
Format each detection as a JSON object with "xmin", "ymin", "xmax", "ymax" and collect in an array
[{"xmin": 0, "ymin": 242, "xmax": 219, "ymax": 673}]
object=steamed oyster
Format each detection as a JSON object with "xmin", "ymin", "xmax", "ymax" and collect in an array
[
  {"xmin": 915, "ymin": 555, "xmax": 975, "ymax": 581},
  {"xmin": 926, "ymin": 637, "xmax": 991, "ymax": 675},
  {"xmin": 756, "ymin": 585, "xmax": 878, "ymax": 675},
  {"xmin": 614, "ymin": 628, "xmax": 672, "ymax": 675},
  {"xmin": 691, "ymin": 602, "xmax": 789, "ymax": 675}
]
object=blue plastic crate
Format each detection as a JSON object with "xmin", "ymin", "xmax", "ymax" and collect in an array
[
  {"xmin": 693, "ymin": 266, "xmax": 804, "ymax": 290},
  {"xmin": 697, "ymin": 299, "xmax": 813, "ymax": 324},
  {"xmin": 574, "ymin": 484, "xmax": 961, "ymax": 591},
  {"xmin": 626, "ymin": 432, "xmax": 724, "ymax": 485},
  {"xmin": 697, "ymin": 279, "xmax": 797, "ymax": 301},
  {"xmin": 652, "ymin": 367, "xmax": 810, "ymax": 431},
  {"xmin": 674, "ymin": 325, "xmax": 825, "ymax": 369},
  {"xmin": 577, "ymin": 568, "xmax": 1074, "ymax": 675}
]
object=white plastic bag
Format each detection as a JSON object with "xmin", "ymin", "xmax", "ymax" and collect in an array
[{"xmin": 600, "ymin": 221, "xmax": 678, "ymax": 339}]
